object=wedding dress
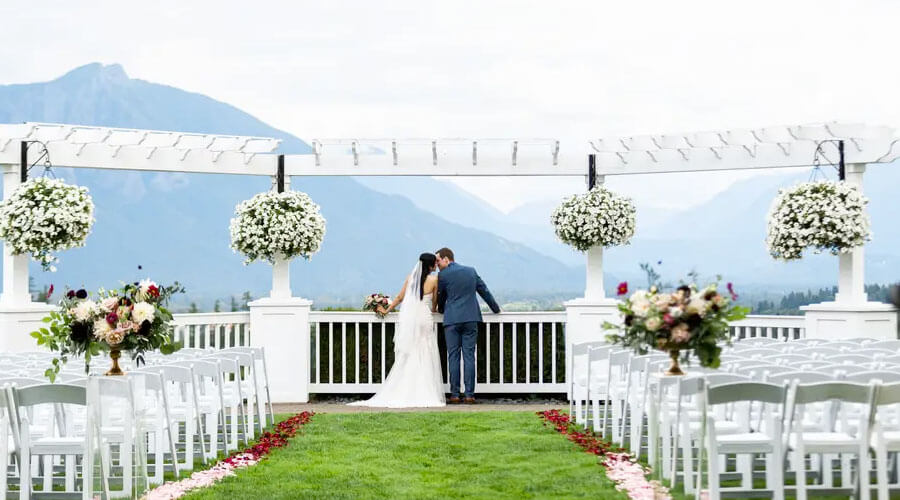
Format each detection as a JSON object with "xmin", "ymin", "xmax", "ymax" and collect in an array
[{"xmin": 349, "ymin": 262, "xmax": 446, "ymax": 408}]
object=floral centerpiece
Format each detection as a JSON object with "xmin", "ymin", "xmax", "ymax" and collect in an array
[
  {"xmin": 32, "ymin": 280, "xmax": 183, "ymax": 380},
  {"xmin": 0, "ymin": 177, "xmax": 94, "ymax": 271},
  {"xmin": 363, "ymin": 293, "xmax": 391, "ymax": 318},
  {"xmin": 604, "ymin": 280, "xmax": 749, "ymax": 375},
  {"xmin": 229, "ymin": 190, "xmax": 326, "ymax": 264},
  {"xmin": 550, "ymin": 186, "xmax": 636, "ymax": 251},
  {"xmin": 766, "ymin": 180, "xmax": 870, "ymax": 261}
]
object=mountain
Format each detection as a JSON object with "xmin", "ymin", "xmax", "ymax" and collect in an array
[{"xmin": 0, "ymin": 63, "xmax": 584, "ymax": 308}]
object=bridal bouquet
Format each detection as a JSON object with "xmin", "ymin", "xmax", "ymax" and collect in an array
[
  {"xmin": 767, "ymin": 180, "xmax": 870, "ymax": 261},
  {"xmin": 604, "ymin": 280, "xmax": 749, "ymax": 370},
  {"xmin": 0, "ymin": 177, "xmax": 94, "ymax": 271},
  {"xmin": 32, "ymin": 279, "xmax": 183, "ymax": 381},
  {"xmin": 363, "ymin": 293, "xmax": 391, "ymax": 318}
]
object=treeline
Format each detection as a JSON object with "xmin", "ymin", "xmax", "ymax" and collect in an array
[
  {"xmin": 753, "ymin": 283, "xmax": 896, "ymax": 315},
  {"xmin": 187, "ymin": 291, "xmax": 254, "ymax": 313}
]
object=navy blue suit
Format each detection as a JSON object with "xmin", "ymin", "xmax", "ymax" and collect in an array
[{"xmin": 437, "ymin": 262, "xmax": 500, "ymax": 398}]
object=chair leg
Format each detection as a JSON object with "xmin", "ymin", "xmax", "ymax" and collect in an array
[
  {"xmin": 706, "ymin": 441, "xmax": 720, "ymax": 500},
  {"xmin": 876, "ymin": 446, "xmax": 889, "ymax": 500},
  {"xmin": 795, "ymin": 447, "xmax": 808, "ymax": 500},
  {"xmin": 860, "ymin": 447, "xmax": 872, "ymax": 500}
]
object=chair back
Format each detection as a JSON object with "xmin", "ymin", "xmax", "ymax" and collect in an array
[
  {"xmin": 707, "ymin": 381, "xmax": 786, "ymax": 406},
  {"xmin": 844, "ymin": 371, "xmax": 900, "ymax": 384},
  {"xmin": 767, "ymin": 371, "xmax": 833, "ymax": 385}
]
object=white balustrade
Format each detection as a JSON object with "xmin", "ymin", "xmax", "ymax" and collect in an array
[
  {"xmin": 729, "ymin": 314, "xmax": 805, "ymax": 341},
  {"xmin": 169, "ymin": 311, "xmax": 806, "ymax": 396},
  {"xmin": 171, "ymin": 312, "xmax": 251, "ymax": 349}
]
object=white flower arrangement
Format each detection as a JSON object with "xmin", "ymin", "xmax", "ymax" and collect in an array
[
  {"xmin": 550, "ymin": 186, "xmax": 636, "ymax": 252},
  {"xmin": 766, "ymin": 180, "xmax": 871, "ymax": 261},
  {"xmin": 0, "ymin": 177, "xmax": 94, "ymax": 271},
  {"xmin": 230, "ymin": 190, "xmax": 326, "ymax": 264}
]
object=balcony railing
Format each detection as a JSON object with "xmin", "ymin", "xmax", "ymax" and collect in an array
[{"xmin": 169, "ymin": 311, "xmax": 806, "ymax": 394}]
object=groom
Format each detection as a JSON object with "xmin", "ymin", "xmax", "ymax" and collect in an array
[{"xmin": 435, "ymin": 247, "xmax": 501, "ymax": 404}]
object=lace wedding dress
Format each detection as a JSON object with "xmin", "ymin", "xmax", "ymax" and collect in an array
[{"xmin": 349, "ymin": 263, "xmax": 446, "ymax": 408}]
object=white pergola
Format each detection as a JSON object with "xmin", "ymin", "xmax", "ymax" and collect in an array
[
  {"xmin": 2, "ymin": 120, "xmax": 898, "ymax": 400},
  {"xmin": 0, "ymin": 120, "xmax": 897, "ymax": 339}
]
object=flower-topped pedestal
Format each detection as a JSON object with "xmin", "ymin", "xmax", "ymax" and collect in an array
[
  {"xmin": 551, "ymin": 185, "xmax": 636, "ymax": 395},
  {"xmin": 766, "ymin": 164, "xmax": 897, "ymax": 339}
]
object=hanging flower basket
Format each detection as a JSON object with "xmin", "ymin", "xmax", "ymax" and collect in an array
[
  {"xmin": 0, "ymin": 177, "xmax": 95, "ymax": 271},
  {"xmin": 766, "ymin": 180, "xmax": 870, "ymax": 261},
  {"xmin": 550, "ymin": 186, "xmax": 636, "ymax": 252},
  {"xmin": 229, "ymin": 190, "xmax": 326, "ymax": 264}
]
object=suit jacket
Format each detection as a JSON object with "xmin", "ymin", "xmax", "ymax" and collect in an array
[{"xmin": 437, "ymin": 262, "xmax": 501, "ymax": 326}]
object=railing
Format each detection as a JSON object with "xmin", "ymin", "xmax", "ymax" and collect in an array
[
  {"xmin": 171, "ymin": 312, "xmax": 251, "ymax": 349},
  {"xmin": 308, "ymin": 311, "xmax": 567, "ymax": 394},
  {"xmin": 729, "ymin": 315, "xmax": 805, "ymax": 340},
  {"xmin": 170, "ymin": 311, "xmax": 806, "ymax": 395}
]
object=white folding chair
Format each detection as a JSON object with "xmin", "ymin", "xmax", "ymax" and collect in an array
[
  {"xmin": 787, "ymin": 381, "xmax": 876, "ymax": 500},
  {"xmin": 870, "ymin": 381, "xmax": 900, "ymax": 500},
  {"xmin": 702, "ymin": 381, "xmax": 787, "ymax": 500},
  {"xmin": 140, "ymin": 365, "xmax": 207, "ymax": 471},
  {"xmin": 567, "ymin": 341, "xmax": 606, "ymax": 426},
  {"xmin": 128, "ymin": 371, "xmax": 180, "ymax": 485},
  {"xmin": 12, "ymin": 383, "xmax": 99, "ymax": 500},
  {"xmin": 226, "ymin": 347, "xmax": 275, "ymax": 431}
]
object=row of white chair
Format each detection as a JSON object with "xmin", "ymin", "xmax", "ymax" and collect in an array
[
  {"xmin": 0, "ymin": 346, "xmax": 274, "ymax": 499},
  {"xmin": 570, "ymin": 336, "xmax": 900, "ymax": 500}
]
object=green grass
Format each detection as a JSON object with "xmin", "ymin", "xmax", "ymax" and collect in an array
[{"xmin": 184, "ymin": 411, "xmax": 626, "ymax": 500}]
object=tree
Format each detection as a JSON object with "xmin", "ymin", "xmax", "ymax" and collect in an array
[
  {"xmin": 230, "ymin": 296, "xmax": 239, "ymax": 312},
  {"xmin": 214, "ymin": 299, "xmax": 221, "ymax": 313},
  {"xmin": 188, "ymin": 302, "xmax": 199, "ymax": 313},
  {"xmin": 240, "ymin": 291, "xmax": 253, "ymax": 311}
]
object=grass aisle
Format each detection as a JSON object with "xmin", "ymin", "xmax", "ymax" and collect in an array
[{"xmin": 184, "ymin": 411, "xmax": 626, "ymax": 500}]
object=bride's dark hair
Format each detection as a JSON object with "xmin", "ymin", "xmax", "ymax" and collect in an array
[{"xmin": 418, "ymin": 253, "xmax": 436, "ymax": 299}]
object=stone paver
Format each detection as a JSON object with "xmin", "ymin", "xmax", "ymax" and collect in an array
[{"xmin": 274, "ymin": 402, "xmax": 562, "ymax": 414}]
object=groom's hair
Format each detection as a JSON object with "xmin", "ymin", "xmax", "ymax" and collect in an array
[{"xmin": 436, "ymin": 247, "xmax": 454, "ymax": 261}]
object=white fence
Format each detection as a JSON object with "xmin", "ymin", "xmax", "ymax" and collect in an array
[
  {"xmin": 307, "ymin": 311, "xmax": 567, "ymax": 394},
  {"xmin": 171, "ymin": 311, "xmax": 251, "ymax": 349},
  {"xmin": 169, "ymin": 311, "xmax": 806, "ymax": 395}
]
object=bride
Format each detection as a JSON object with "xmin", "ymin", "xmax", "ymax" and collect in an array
[{"xmin": 349, "ymin": 253, "xmax": 446, "ymax": 408}]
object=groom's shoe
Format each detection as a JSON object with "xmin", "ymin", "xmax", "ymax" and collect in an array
[
  {"xmin": 448, "ymin": 396, "xmax": 461, "ymax": 404},
  {"xmin": 464, "ymin": 397, "xmax": 476, "ymax": 404}
]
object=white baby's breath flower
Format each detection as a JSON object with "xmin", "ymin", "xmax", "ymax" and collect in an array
[
  {"xmin": 766, "ymin": 181, "xmax": 870, "ymax": 260},
  {"xmin": 0, "ymin": 178, "xmax": 94, "ymax": 271},
  {"xmin": 551, "ymin": 186, "xmax": 635, "ymax": 252}
]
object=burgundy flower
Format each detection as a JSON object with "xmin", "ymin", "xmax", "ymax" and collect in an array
[
  {"xmin": 66, "ymin": 290, "xmax": 76, "ymax": 299},
  {"xmin": 663, "ymin": 313, "xmax": 675, "ymax": 326},
  {"xmin": 47, "ymin": 284, "xmax": 54, "ymax": 299},
  {"xmin": 75, "ymin": 289, "xmax": 87, "ymax": 299},
  {"xmin": 106, "ymin": 312, "xmax": 118, "ymax": 326},
  {"xmin": 727, "ymin": 282, "xmax": 738, "ymax": 301},
  {"xmin": 616, "ymin": 281, "xmax": 628, "ymax": 296},
  {"xmin": 147, "ymin": 285, "xmax": 160, "ymax": 298}
]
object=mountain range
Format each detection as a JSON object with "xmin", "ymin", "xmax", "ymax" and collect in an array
[
  {"xmin": 1, "ymin": 63, "xmax": 898, "ymax": 310},
  {"xmin": 0, "ymin": 63, "xmax": 584, "ymax": 308}
]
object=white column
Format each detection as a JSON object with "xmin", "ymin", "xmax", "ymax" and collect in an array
[
  {"xmin": 0, "ymin": 164, "xmax": 54, "ymax": 353},
  {"xmin": 835, "ymin": 163, "xmax": 867, "ymax": 305},
  {"xmin": 249, "ymin": 297, "xmax": 312, "ymax": 403},
  {"xmin": 271, "ymin": 258, "xmax": 291, "ymax": 299},
  {"xmin": 0, "ymin": 164, "xmax": 30, "ymax": 306},
  {"xmin": 584, "ymin": 246, "xmax": 605, "ymax": 300}
]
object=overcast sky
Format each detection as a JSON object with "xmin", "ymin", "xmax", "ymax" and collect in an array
[{"xmin": 1, "ymin": 0, "xmax": 897, "ymax": 211}]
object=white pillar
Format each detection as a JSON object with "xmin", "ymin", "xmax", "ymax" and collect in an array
[
  {"xmin": 835, "ymin": 163, "xmax": 867, "ymax": 305},
  {"xmin": 0, "ymin": 164, "xmax": 30, "ymax": 306},
  {"xmin": 0, "ymin": 164, "xmax": 54, "ymax": 352},
  {"xmin": 584, "ymin": 246, "xmax": 605, "ymax": 300},
  {"xmin": 249, "ymin": 297, "xmax": 312, "ymax": 403},
  {"xmin": 271, "ymin": 258, "xmax": 291, "ymax": 299},
  {"xmin": 802, "ymin": 163, "xmax": 897, "ymax": 339}
]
